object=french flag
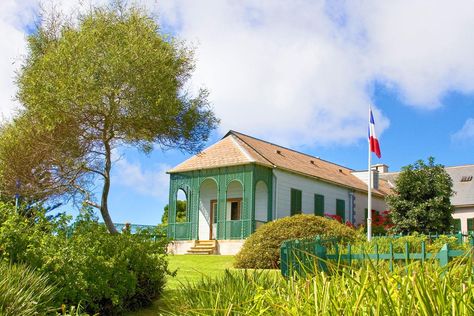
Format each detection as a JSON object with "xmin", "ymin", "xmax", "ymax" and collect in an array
[{"xmin": 368, "ymin": 108, "xmax": 381, "ymax": 158}]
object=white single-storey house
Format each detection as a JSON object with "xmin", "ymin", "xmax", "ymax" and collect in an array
[{"xmin": 166, "ymin": 131, "xmax": 390, "ymax": 255}]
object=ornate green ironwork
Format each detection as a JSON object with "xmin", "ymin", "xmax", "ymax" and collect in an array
[{"xmin": 167, "ymin": 164, "xmax": 273, "ymax": 240}]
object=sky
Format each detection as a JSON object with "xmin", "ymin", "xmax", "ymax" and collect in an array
[{"xmin": 1, "ymin": 0, "xmax": 473, "ymax": 225}]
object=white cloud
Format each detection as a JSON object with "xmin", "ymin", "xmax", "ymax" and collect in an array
[
  {"xmin": 0, "ymin": 0, "xmax": 35, "ymax": 120},
  {"xmin": 349, "ymin": 0, "xmax": 474, "ymax": 108},
  {"xmin": 113, "ymin": 158, "xmax": 171, "ymax": 199},
  {"xmin": 2, "ymin": 0, "xmax": 474, "ymax": 147},
  {"xmin": 452, "ymin": 118, "xmax": 474, "ymax": 142},
  {"xmin": 155, "ymin": 0, "xmax": 474, "ymax": 146}
]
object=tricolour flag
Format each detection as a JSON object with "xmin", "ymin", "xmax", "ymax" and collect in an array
[{"xmin": 368, "ymin": 108, "xmax": 381, "ymax": 158}]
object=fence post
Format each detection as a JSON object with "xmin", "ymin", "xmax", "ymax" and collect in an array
[
  {"xmin": 375, "ymin": 243, "xmax": 379, "ymax": 263},
  {"xmin": 348, "ymin": 243, "xmax": 352, "ymax": 267},
  {"xmin": 439, "ymin": 243, "xmax": 449, "ymax": 267},
  {"xmin": 294, "ymin": 240, "xmax": 300, "ymax": 276},
  {"xmin": 389, "ymin": 242, "xmax": 394, "ymax": 272},
  {"xmin": 280, "ymin": 241, "xmax": 288, "ymax": 277},
  {"xmin": 421, "ymin": 241, "xmax": 426, "ymax": 264},
  {"xmin": 405, "ymin": 241, "xmax": 410, "ymax": 263}
]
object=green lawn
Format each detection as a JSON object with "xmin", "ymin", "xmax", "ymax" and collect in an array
[
  {"xmin": 166, "ymin": 254, "xmax": 235, "ymax": 289},
  {"xmin": 126, "ymin": 255, "xmax": 235, "ymax": 316}
]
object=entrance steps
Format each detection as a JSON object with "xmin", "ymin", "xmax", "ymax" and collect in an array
[{"xmin": 187, "ymin": 240, "xmax": 217, "ymax": 255}]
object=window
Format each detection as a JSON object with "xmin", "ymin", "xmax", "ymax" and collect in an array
[
  {"xmin": 290, "ymin": 188, "xmax": 302, "ymax": 215},
  {"xmin": 461, "ymin": 175, "xmax": 473, "ymax": 182},
  {"xmin": 314, "ymin": 194, "xmax": 324, "ymax": 216},
  {"xmin": 230, "ymin": 200, "xmax": 241, "ymax": 220},
  {"xmin": 468, "ymin": 218, "xmax": 474, "ymax": 232},
  {"xmin": 336, "ymin": 199, "xmax": 345, "ymax": 222}
]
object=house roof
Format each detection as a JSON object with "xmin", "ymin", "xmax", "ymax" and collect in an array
[
  {"xmin": 168, "ymin": 130, "xmax": 390, "ymax": 197},
  {"xmin": 380, "ymin": 164, "xmax": 474, "ymax": 207},
  {"xmin": 447, "ymin": 165, "xmax": 474, "ymax": 206},
  {"xmin": 167, "ymin": 134, "xmax": 261, "ymax": 173}
]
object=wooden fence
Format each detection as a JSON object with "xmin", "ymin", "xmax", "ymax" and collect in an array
[{"xmin": 280, "ymin": 234, "xmax": 474, "ymax": 277}]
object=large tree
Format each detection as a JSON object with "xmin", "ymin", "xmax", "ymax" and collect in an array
[
  {"xmin": 387, "ymin": 157, "xmax": 454, "ymax": 234},
  {"xmin": 2, "ymin": 4, "xmax": 218, "ymax": 233}
]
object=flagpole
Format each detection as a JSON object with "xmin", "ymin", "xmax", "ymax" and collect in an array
[{"xmin": 367, "ymin": 110, "xmax": 372, "ymax": 242}]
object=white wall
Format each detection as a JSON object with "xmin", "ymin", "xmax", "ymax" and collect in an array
[
  {"xmin": 255, "ymin": 181, "xmax": 268, "ymax": 221},
  {"xmin": 452, "ymin": 207, "xmax": 474, "ymax": 233},
  {"xmin": 199, "ymin": 179, "xmax": 217, "ymax": 240},
  {"xmin": 353, "ymin": 191, "xmax": 389, "ymax": 226},
  {"xmin": 273, "ymin": 169, "xmax": 350, "ymax": 219}
]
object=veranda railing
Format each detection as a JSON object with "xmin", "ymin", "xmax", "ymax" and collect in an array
[
  {"xmin": 280, "ymin": 234, "xmax": 474, "ymax": 277},
  {"xmin": 168, "ymin": 220, "xmax": 267, "ymax": 240}
]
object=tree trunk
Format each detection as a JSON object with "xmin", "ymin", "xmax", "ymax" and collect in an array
[{"xmin": 101, "ymin": 139, "xmax": 118, "ymax": 234}]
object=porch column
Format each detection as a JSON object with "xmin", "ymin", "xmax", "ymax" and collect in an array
[{"xmin": 217, "ymin": 177, "xmax": 226, "ymax": 240}]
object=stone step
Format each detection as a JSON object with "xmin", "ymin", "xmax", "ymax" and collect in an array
[
  {"xmin": 195, "ymin": 240, "xmax": 216, "ymax": 244},
  {"xmin": 187, "ymin": 240, "xmax": 217, "ymax": 255},
  {"xmin": 187, "ymin": 249, "xmax": 214, "ymax": 254}
]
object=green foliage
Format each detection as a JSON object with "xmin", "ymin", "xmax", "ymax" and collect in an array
[
  {"xmin": 234, "ymin": 214, "xmax": 359, "ymax": 269},
  {"xmin": 387, "ymin": 157, "xmax": 454, "ymax": 234},
  {"xmin": 359, "ymin": 233, "xmax": 468, "ymax": 253},
  {"xmin": 0, "ymin": 202, "xmax": 171, "ymax": 314},
  {"xmin": 166, "ymin": 259, "xmax": 474, "ymax": 315},
  {"xmin": 0, "ymin": 262, "xmax": 58, "ymax": 316},
  {"xmin": 2, "ymin": 2, "xmax": 218, "ymax": 233},
  {"xmin": 161, "ymin": 200, "xmax": 187, "ymax": 224}
]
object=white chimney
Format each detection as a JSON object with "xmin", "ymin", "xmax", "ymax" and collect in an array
[{"xmin": 373, "ymin": 164, "xmax": 389, "ymax": 173}]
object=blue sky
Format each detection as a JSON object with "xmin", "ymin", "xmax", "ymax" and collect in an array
[{"xmin": 1, "ymin": 1, "xmax": 473, "ymax": 225}]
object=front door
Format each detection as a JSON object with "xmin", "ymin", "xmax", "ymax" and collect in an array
[{"xmin": 210, "ymin": 201, "xmax": 217, "ymax": 239}]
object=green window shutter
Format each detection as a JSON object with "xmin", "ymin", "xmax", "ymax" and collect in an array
[
  {"xmin": 468, "ymin": 218, "xmax": 474, "ymax": 232},
  {"xmin": 336, "ymin": 199, "xmax": 345, "ymax": 222},
  {"xmin": 290, "ymin": 189, "xmax": 302, "ymax": 216},
  {"xmin": 314, "ymin": 194, "xmax": 324, "ymax": 216},
  {"xmin": 364, "ymin": 208, "xmax": 368, "ymax": 221},
  {"xmin": 453, "ymin": 218, "xmax": 461, "ymax": 232}
]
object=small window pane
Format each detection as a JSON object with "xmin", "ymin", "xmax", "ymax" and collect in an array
[{"xmin": 231, "ymin": 201, "xmax": 241, "ymax": 220}]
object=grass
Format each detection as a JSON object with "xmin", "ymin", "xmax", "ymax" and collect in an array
[
  {"xmin": 126, "ymin": 255, "xmax": 235, "ymax": 316},
  {"xmin": 166, "ymin": 255, "xmax": 235, "ymax": 290},
  {"xmin": 165, "ymin": 258, "xmax": 474, "ymax": 315},
  {"xmin": 0, "ymin": 262, "xmax": 58, "ymax": 316}
]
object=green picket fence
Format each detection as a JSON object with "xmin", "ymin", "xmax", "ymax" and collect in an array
[{"xmin": 280, "ymin": 234, "xmax": 474, "ymax": 277}]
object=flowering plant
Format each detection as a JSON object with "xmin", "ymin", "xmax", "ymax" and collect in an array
[{"xmin": 324, "ymin": 213, "xmax": 356, "ymax": 229}]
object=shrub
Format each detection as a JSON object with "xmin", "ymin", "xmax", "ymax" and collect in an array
[
  {"xmin": 234, "ymin": 214, "xmax": 359, "ymax": 269},
  {"xmin": 0, "ymin": 203, "xmax": 171, "ymax": 314},
  {"xmin": 0, "ymin": 262, "xmax": 58, "ymax": 316}
]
